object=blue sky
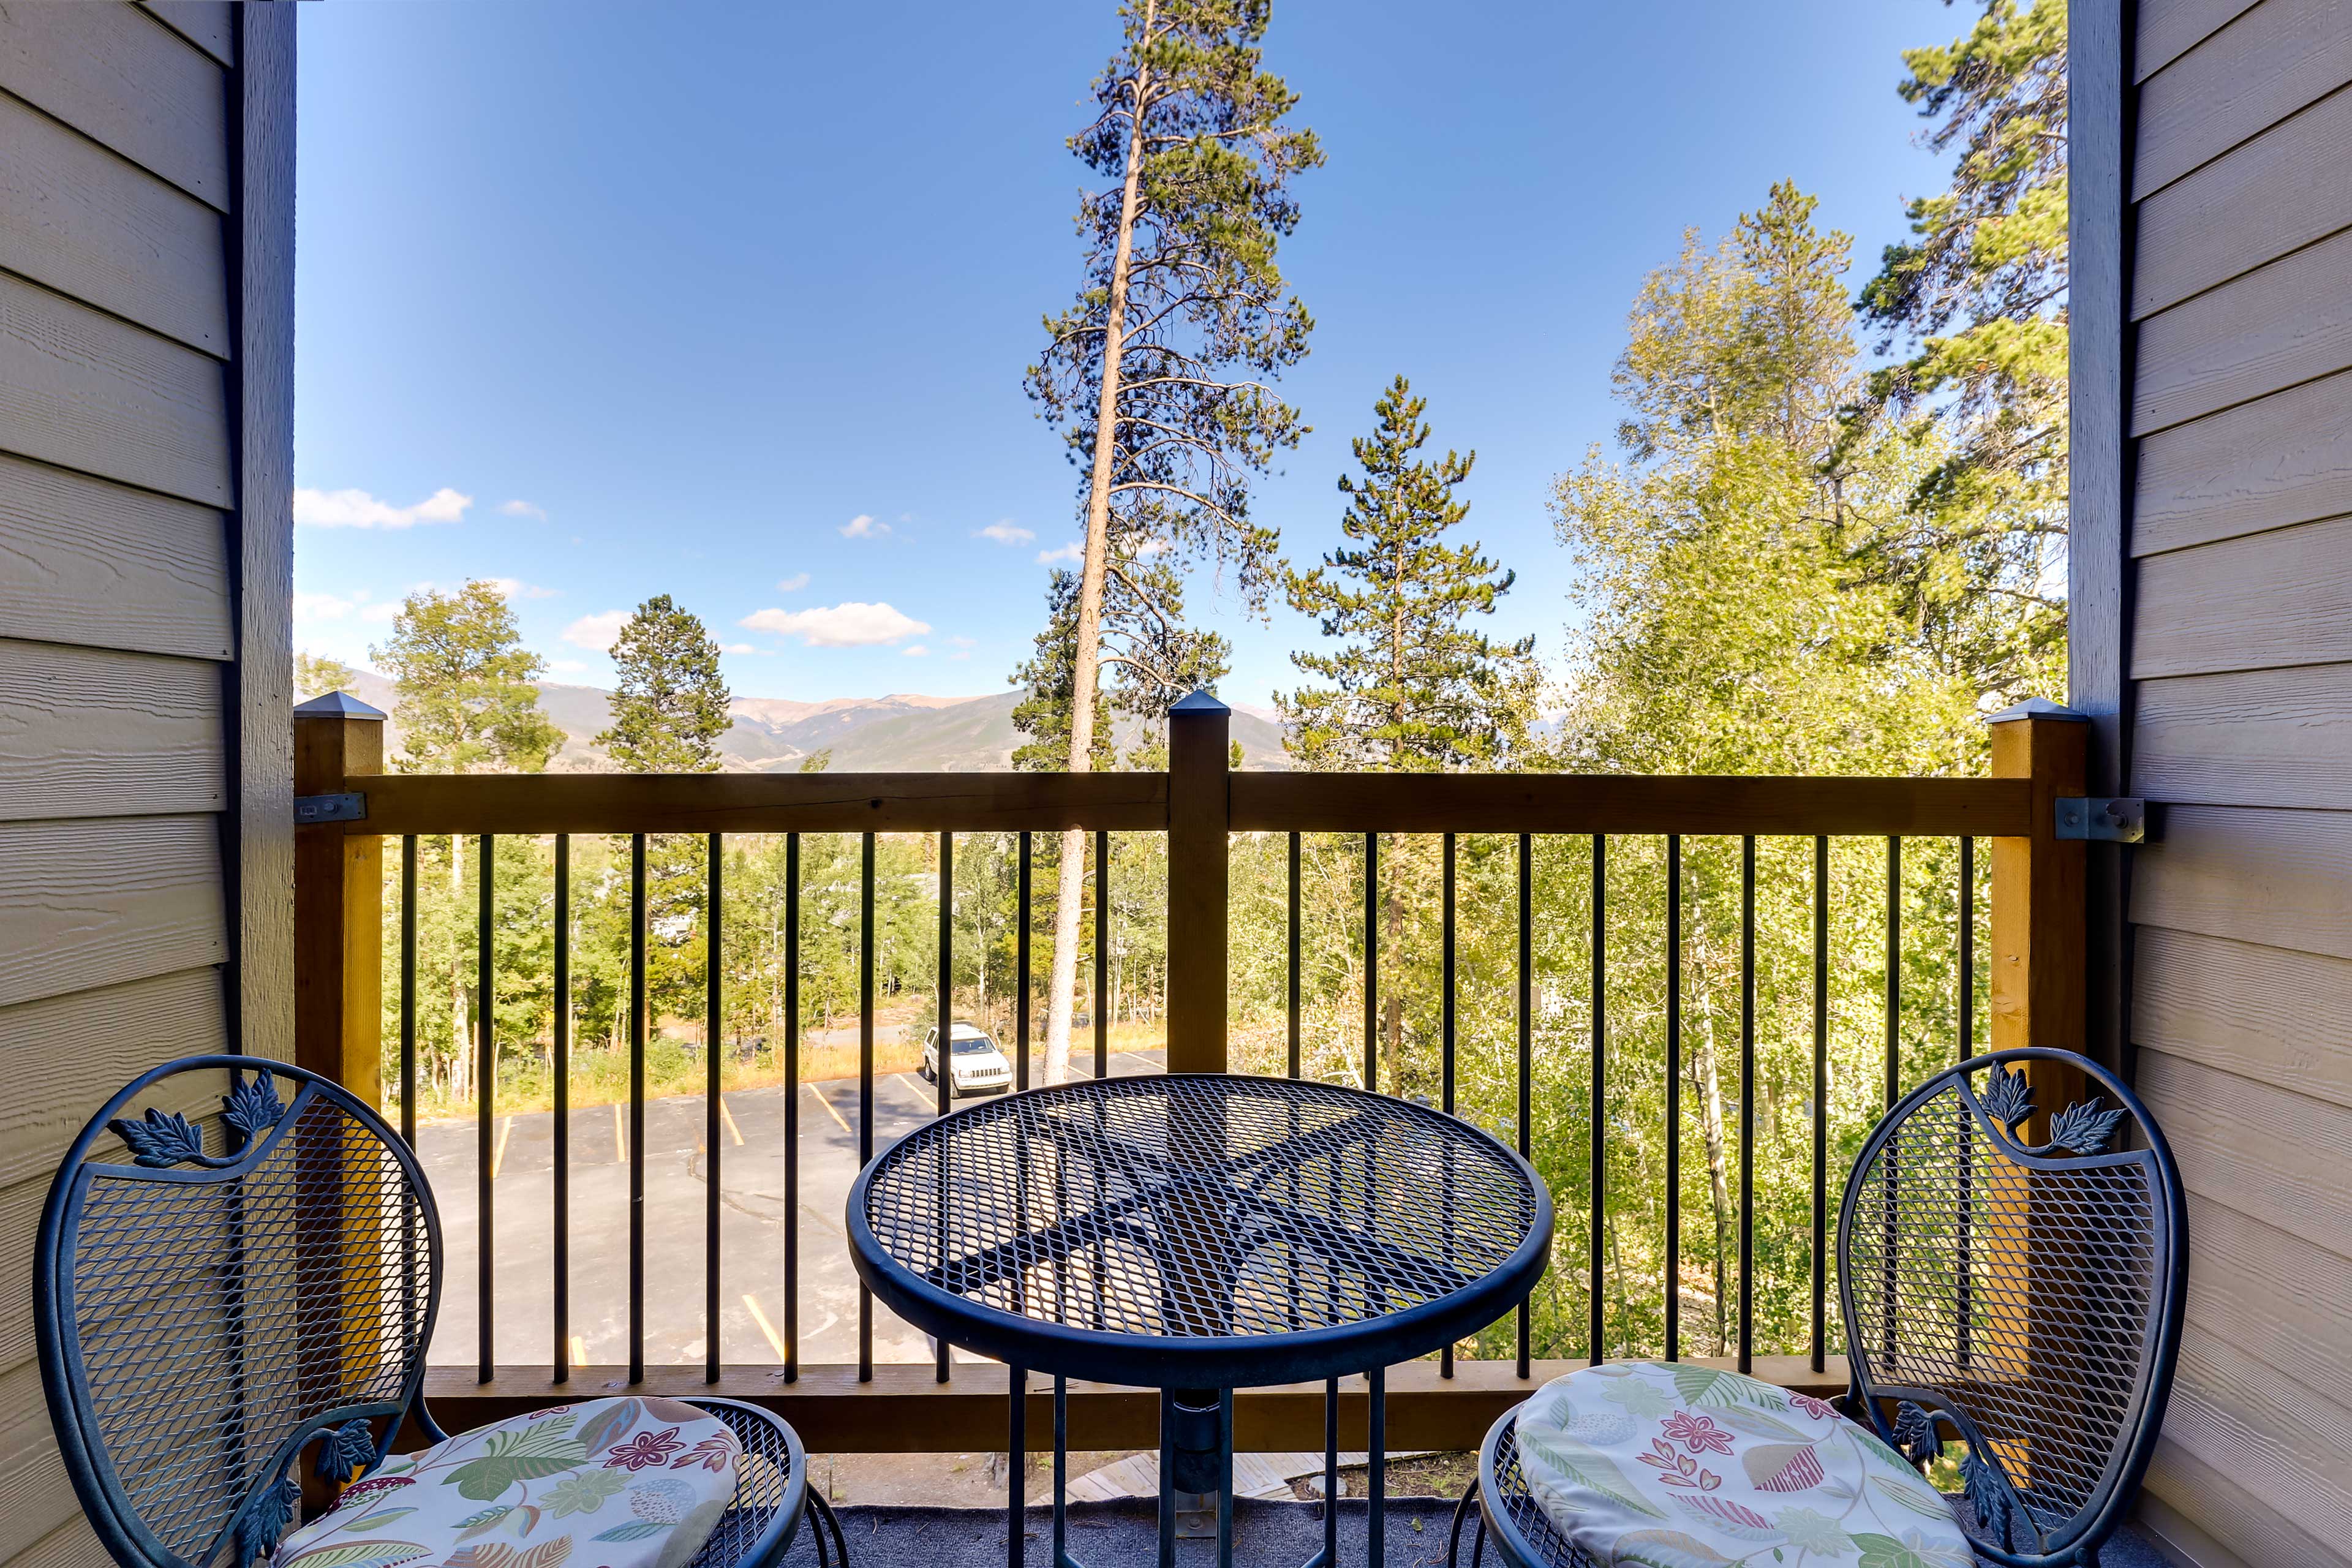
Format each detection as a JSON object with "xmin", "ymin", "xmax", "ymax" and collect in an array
[{"xmin": 293, "ymin": 0, "xmax": 1956, "ymax": 708}]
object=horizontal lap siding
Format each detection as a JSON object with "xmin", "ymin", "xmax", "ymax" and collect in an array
[
  {"xmin": 0, "ymin": 15, "xmax": 247, "ymax": 1568},
  {"xmin": 2127, "ymin": 4, "xmax": 2352, "ymax": 1561}
]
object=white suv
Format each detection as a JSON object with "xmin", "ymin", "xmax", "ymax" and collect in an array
[{"xmin": 920, "ymin": 1022, "xmax": 1013, "ymax": 1098}]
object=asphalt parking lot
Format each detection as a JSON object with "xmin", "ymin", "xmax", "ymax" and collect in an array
[{"xmin": 420, "ymin": 1046, "xmax": 1166, "ymax": 1371}]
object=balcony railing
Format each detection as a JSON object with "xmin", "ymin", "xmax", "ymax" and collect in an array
[{"xmin": 289, "ymin": 694, "xmax": 2087, "ymax": 1459}]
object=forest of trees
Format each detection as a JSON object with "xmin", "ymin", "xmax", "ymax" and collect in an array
[{"xmin": 324, "ymin": 0, "xmax": 2070, "ymax": 1370}]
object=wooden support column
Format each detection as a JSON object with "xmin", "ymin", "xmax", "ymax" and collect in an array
[
  {"xmin": 1165, "ymin": 690, "xmax": 1231, "ymax": 1074},
  {"xmin": 294, "ymin": 692, "xmax": 386, "ymax": 1101},
  {"xmin": 1987, "ymin": 698, "xmax": 2090, "ymax": 1129}
]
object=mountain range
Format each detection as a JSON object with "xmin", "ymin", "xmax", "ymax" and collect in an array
[{"xmin": 330, "ymin": 669, "xmax": 1292, "ymax": 772}]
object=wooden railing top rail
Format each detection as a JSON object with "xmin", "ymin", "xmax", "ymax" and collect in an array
[
  {"xmin": 352, "ymin": 771, "xmax": 1170, "ymax": 835},
  {"xmin": 334, "ymin": 769, "xmax": 2029, "ymax": 839}
]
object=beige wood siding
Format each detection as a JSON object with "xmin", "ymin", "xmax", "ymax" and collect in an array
[
  {"xmin": 0, "ymin": 8, "xmax": 288, "ymax": 1568},
  {"xmin": 2130, "ymin": 3, "xmax": 2352, "ymax": 1558}
]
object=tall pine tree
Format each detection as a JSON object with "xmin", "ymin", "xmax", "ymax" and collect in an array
[
  {"xmin": 371, "ymin": 581, "xmax": 561, "ymax": 1104},
  {"xmin": 1281, "ymin": 375, "xmax": 1540, "ymax": 1090},
  {"xmin": 1022, "ymin": 0, "xmax": 1321, "ymax": 1083},
  {"xmin": 1846, "ymin": 0, "xmax": 2068, "ymax": 703},
  {"xmin": 1282, "ymin": 375, "xmax": 1540, "ymax": 773},
  {"xmin": 598, "ymin": 594, "xmax": 733, "ymax": 772}
]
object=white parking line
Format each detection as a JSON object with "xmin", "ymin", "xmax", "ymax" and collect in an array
[
  {"xmin": 490, "ymin": 1115, "xmax": 513, "ymax": 1178},
  {"xmin": 613, "ymin": 1101, "xmax": 625, "ymax": 1163}
]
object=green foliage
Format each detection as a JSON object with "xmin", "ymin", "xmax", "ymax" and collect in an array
[
  {"xmin": 371, "ymin": 581, "xmax": 561, "ymax": 775},
  {"xmin": 1011, "ymin": 564, "xmax": 1231, "ymax": 771},
  {"xmin": 295, "ymin": 653, "xmax": 358, "ymax": 698},
  {"xmin": 1849, "ymin": 0, "xmax": 2068, "ymax": 704},
  {"xmin": 597, "ymin": 595, "xmax": 731, "ymax": 772},
  {"xmin": 1283, "ymin": 375, "xmax": 1543, "ymax": 772}
]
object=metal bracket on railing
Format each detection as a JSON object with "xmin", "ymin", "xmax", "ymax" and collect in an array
[
  {"xmin": 295, "ymin": 791, "xmax": 368, "ymax": 824},
  {"xmin": 2055, "ymin": 797, "xmax": 2145, "ymax": 843}
]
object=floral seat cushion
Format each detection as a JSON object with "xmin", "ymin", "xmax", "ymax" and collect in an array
[
  {"xmin": 1512, "ymin": 1362, "xmax": 1973, "ymax": 1567},
  {"xmin": 274, "ymin": 1397, "xmax": 741, "ymax": 1568}
]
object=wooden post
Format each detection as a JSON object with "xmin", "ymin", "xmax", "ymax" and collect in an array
[
  {"xmin": 1165, "ymin": 691, "xmax": 1231, "ymax": 1074},
  {"xmin": 295, "ymin": 692, "xmax": 386, "ymax": 1102},
  {"xmin": 1987, "ymin": 698, "xmax": 2088, "ymax": 1076}
]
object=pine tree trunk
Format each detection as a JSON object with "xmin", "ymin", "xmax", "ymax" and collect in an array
[{"xmin": 1044, "ymin": 8, "xmax": 1152, "ymax": 1087}]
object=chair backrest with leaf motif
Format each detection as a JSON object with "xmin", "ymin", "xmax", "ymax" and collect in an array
[
  {"xmin": 37, "ymin": 1057, "xmax": 441, "ymax": 1568},
  {"xmin": 1838, "ymin": 1047, "xmax": 2184, "ymax": 1567}
]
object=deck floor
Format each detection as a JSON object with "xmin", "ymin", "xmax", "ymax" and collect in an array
[{"xmin": 782, "ymin": 1498, "xmax": 2180, "ymax": 1566}]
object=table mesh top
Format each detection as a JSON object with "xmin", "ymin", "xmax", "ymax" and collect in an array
[{"xmin": 861, "ymin": 1075, "xmax": 1539, "ymax": 1343}]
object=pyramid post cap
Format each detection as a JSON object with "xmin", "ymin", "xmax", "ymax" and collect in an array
[
  {"xmin": 1170, "ymin": 688, "xmax": 1229, "ymax": 714},
  {"xmin": 294, "ymin": 690, "xmax": 386, "ymax": 720},
  {"xmin": 1983, "ymin": 697, "xmax": 2087, "ymax": 724}
]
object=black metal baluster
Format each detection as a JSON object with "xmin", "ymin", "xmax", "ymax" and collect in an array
[
  {"xmin": 937, "ymin": 830, "xmax": 953, "ymax": 1384},
  {"xmin": 400, "ymin": 835, "xmax": 417, "ymax": 1150},
  {"xmin": 1095, "ymin": 828, "xmax": 1109, "ymax": 1079},
  {"xmin": 630, "ymin": 832, "xmax": 647, "ymax": 1385},
  {"xmin": 1959, "ymin": 837, "xmax": 1975, "ymax": 1060},
  {"xmin": 555, "ymin": 834, "xmax": 570, "ymax": 1384},
  {"xmin": 859, "ymin": 831, "xmax": 875, "ymax": 1382},
  {"xmin": 1364, "ymin": 831, "xmax": 1379, "ymax": 1093},
  {"xmin": 1886, "ymin": 836, "xmax": 1902, "ymax": 1109},
  {"xmin": 1811, "ymin": 834, "xmax": 1828, "ymax": 1376},
  {"xmin": 1738, "ymin": 833, "xmax": 1755, "ymax": 1376},
  {"xmin": 785, "ymin": 832, "xmax": 801, "ymax": 1383},
  {"xmin": 706, "ymin": 832, "xmax": 723, "ymax": 1384},
  {"xmin": 1665, "ymin": 834, "xmax": 1681, "ymax": 1363},
  {"xmin": 1442, "ymin": 831, "xmax": 1457, "ymax": 1380},
  {"xmin": 1287, "ymin": 832, "xmax": 1302, "ymax": 1080},
  {"xmin": 477, "ymin": 833, "xmax": 496, "ymax": 1384},
  {"xmin": 1017, "ymin": 831, "xmax": 1032, "ymax": 1092},
  {"xmin": 1518, "ymin": 832, "xmax": 1532, "ymax": 1379},
  {"xmin": 1958, "ymin": 835, "xmax": 1975, "ymax": 1370},
  {"xmin": 1590, "ymin": 833, "xmax": 1606, "ymax": 1366}
]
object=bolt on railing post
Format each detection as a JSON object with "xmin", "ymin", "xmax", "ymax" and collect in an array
[
  {"xmin": 294, "ymin": 692, "xmax": 387, "ymax": 1102},
  {"xmin": 1986, "ymin": 698, "xmax": 2090, "ymax": 1137},
  {"xmin": 1166, "ymin": 690, "xmax": 1231, "ymax": 1074}
]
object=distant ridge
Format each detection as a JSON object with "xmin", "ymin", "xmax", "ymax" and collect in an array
[{"xmin": 330, "ymin": 670, "xmax": 1291, "ymax": 772}]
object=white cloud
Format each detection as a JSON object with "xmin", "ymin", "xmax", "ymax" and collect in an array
[
  {"xmin": 293, "ymin": 591, "xmax": 355, "ymax": 622},
  {"xmin": 775, "ymin": 572, "xmax": 810, "ymax": 592},
  {"xmin": 840, "ymin": 514, "xmax": 890, "ymax": 539},
  {"xmin": 902, "ymin": 644, "xmax": 929, "ymax": 657},
  {"xmin": 1036, "ymin": 540, "xmax": 1083, "ymax": 566},
  {"xmin": 976, "ymin": 521, "xmax": 1034, "ymax": 545},
  {"xmin": 739, "ymin": 601, "xmax": 929, "ymax": 647},
  {"xmin": 948, "ymin": 635, "xmax": 977, "ymax": 648},
  {"xmin": 499, "ymin": 499, "xmax": 548, "ymax": 520},
  {"xmin": 361, "ymin": 601, "xmax": 401, "ymax": 623},
  {"xmin": 949, "ymin": 650, "xmax": 972, "ymax": 662},
  {"xmin": 550, "ymin": 658, "xmax": 590, "ymax": 673},
  {"xmin": 293, "ymin": 486, "xmax": 472, "ymax": 529},
  {"xmin": 484, "ymin": 576, "xmax": 558, "ymax": 600},
  {"xmin": 722, "ymin": 643, "xmax": 760, "ymax": 655},
  {"xmin": 562, "ymin": 609, "xmax": 630, "ymax": 650}
]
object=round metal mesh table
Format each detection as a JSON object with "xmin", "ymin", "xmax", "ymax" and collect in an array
[{"xmin": 850, "ymin": 1073, "xmax": 1551, "ymax": 1390}]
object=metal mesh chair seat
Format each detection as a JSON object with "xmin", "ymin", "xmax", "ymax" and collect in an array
[
  {"xmin": 37, "ymin": 1058, "xmax": 839, "ymax": 1568},
  {"xmin": 1449, "ymin": 1410, "xmax": 1597, "ymax": 1568}
]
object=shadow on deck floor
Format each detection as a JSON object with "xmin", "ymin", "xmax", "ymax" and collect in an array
[{"xmin": 779, "ymin": 1497, "xmax": 2179, "ymax": 1566}]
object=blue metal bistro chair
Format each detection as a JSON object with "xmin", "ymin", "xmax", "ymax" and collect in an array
[
  {"xmin": 36, "ymin": 1056, "xmax": 847, "ymax": 1568},
  {"xmin": 1452, "ymin": 1047, "xmax": 2187, "ymax": 1568}
]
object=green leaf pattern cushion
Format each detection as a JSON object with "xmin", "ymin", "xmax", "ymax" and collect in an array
[
  {"xmin": 1512, "ymin": 1362, "xmax": 1974, "ymax": 1567},
  {"xmin": 273, "ymin": 1398, "xmax": 740, "ymax": 1568}
]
